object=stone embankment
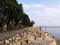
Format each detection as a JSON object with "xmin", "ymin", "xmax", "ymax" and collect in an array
[{"xmin": 0, "ymin": 27, "xmax": 57, "ymax": 45}]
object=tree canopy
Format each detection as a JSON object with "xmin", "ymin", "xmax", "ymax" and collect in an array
[{"xmin": 0, "ymin": 0, "xmax": 34, "ymax": 31}]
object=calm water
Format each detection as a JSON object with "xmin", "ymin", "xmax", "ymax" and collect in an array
[{"xmin": 41, "ymin": 26, "xmax": 60, "ymax": 39}]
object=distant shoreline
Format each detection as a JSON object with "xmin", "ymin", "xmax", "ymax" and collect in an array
[
  {"xmin": 41, "ymin": 26, "xmax": 60, "ymax": 40},
  {"xmin": 40, "ymin": 26, "xmax": 60, "ymax": 45},
  {"xmin": 55, "ymin": 38, "xmax": 60, "ymax": 45}
]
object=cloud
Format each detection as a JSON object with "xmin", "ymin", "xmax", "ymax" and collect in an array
[
  {"xmin": 23, "ymin": 3, "xmax": 60, "ymax": 26},
  {"xmin": 23, "ymin": 3, "xmax": 60, "ymax": 16},
  {"xmin": 23, "ymin": 3, "xmax": 47, "ymax": 9},
  {"xmin": 23, "ymin": 4, "xmax": 30, "ymax": 9},
  {"xmin": 44, "ymin": 7, "xmax": 60, "ymax": 16}
]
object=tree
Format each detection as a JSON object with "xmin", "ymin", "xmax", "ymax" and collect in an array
[
  {"xmin": 0, "ymin": 0, "xmax": 35, "ymax": 31},
  {"xmin": 21, "ymin": 13, "xmax": 30, "ymax": 26},
  {"xmin": 30, "ymin": 21, "xmax": 35, "ymax": 26}
]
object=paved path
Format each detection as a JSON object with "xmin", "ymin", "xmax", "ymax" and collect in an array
[{"xmin": 0, "ymin": 27, "xmax": 29, "ymax": 40}]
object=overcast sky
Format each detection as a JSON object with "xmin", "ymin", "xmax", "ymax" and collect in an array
[{"xmin": 17, "ymin": 0, "xmax": 60, "ymax": 26}]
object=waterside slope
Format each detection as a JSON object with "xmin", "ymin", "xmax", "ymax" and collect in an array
[{"xmin": 0, "ymin": 27, "xmax": 57, "ymax": 45}]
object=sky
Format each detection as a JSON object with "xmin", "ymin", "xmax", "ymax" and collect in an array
[{"xmin": 17, "ymin": 0, "xmax": 60, "ymax": 26}]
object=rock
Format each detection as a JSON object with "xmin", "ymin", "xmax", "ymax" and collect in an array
[
  {"xmin": 0, "ymin": 26, "xmax": 57, "ymax": 45},
  {"xmin": 15, "ymin": 36, "xmax": 20, "ymax": 40},
  {"xmin": 19, "ymin": 26, "xmax": 57, "ymax": 45},
  {"xmin": 5, "ymin": 39, "xmax": 9, "ymax": 44},
  {"xmin": 0, "ymin": 41, "xmax": 4, "ymax": 45}
]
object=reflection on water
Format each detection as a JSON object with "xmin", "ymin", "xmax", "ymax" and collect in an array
[{"xmin": 41, "ymin": 26, "xmax": 60, "ymax": 39}]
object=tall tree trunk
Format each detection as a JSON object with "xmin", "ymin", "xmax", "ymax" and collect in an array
[{"xmin": 2, "ymin": 20, "xmax": 7, "ymax": 31}]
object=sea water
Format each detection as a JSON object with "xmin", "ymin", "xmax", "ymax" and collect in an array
[{"xmin": 41, "ymin": 26, "xmax": 60, "ymax": 39}]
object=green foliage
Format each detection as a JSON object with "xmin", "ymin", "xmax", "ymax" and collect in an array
[
  {"xmin": 30, "ymin": 21, "xmax": 35, "ymax": 26},
  {"xmin": 0, "ymin": 27, "xmax": 2, "ymax": 32},
  {"xmin": 0, "ymin": 0, "xmax": 34, "ymax": 31}
]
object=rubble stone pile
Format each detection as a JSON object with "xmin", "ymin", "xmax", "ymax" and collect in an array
[
  {"xmin": 19, "ymin": 27, "xmax": 57, "ymax": 45},
  {"xmin": 0, "ymin": 27, "xmax": 57, "ymax": 45}
]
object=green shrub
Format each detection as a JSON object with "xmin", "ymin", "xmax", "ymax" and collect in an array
[
  {"xmin": 0, "ymin": 27, "xmax": 2, "ymax": 32},
  {"xmin": 10, "ymin": 26, "xmax": 14, "ymax": 30},
  {"xmin": 14, "ymin": 26, "xmax": 20, "ymax": 30}
]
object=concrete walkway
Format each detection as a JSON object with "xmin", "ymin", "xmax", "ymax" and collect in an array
[{"xmin": 0, "ymin": 27, "xmax": 29, "ymax": 40}]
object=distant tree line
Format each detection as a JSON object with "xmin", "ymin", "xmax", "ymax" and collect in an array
[{"xmin": 0, "ymin": 0, "xmax": 34, "ymax": 31}]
